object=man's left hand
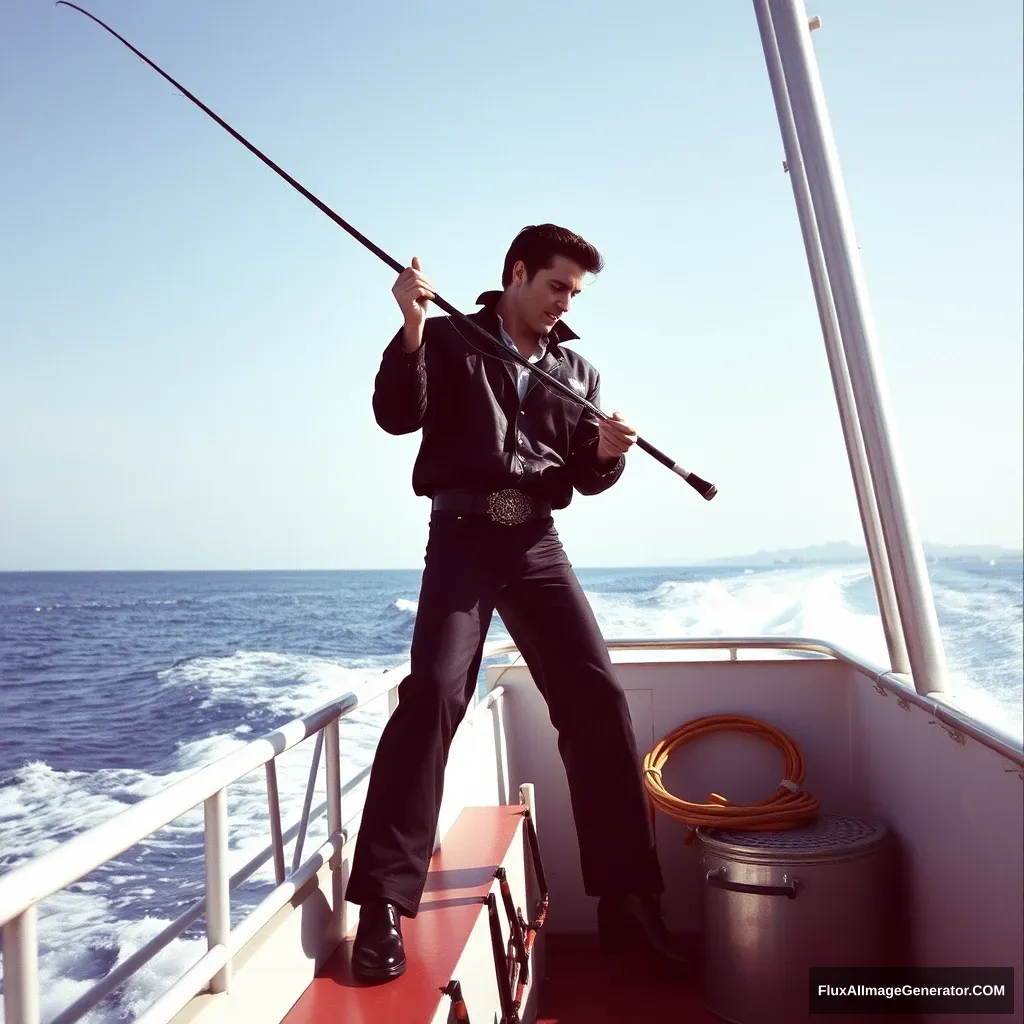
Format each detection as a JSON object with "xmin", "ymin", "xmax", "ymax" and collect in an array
[{"xmin": 596, "ymin": 411, "xmax": 637, "ymax": 467}]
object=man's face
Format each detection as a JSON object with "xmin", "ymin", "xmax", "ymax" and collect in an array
[{"xmin": 510, "ymin": 255, "xmax": 585, "ymax": 337}]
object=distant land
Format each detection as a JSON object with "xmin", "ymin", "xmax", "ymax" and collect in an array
[{"xmin": 699, "ymin": 541, "xmax": 1024, "ymax": 566}]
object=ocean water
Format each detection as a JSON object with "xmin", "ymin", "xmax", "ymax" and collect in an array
[{"xmin": 0, "ymin": 560, "xmax": 1021, "ymax": 1021}]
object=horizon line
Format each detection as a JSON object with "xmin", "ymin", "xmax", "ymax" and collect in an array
[{"xmin": 2, "ymin": 549, "xmax": 1021, "ymax": 575}]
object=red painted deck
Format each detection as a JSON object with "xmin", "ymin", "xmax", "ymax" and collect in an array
[
  {"xmin": 281, "ymin": 805, "xmax": 526, "ymax": 1024},
  {"xmin": 281, "ymin": 804, "xmax": 719, "ymax": 1023},
  {"xmin": 535, "ymin": 933, "xmax": 718, "ymax": 1024}
]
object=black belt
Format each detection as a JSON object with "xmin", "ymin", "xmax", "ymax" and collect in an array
[{"xmin": 431, "ymin": 488, "xmax": 552, "ymax": 526}]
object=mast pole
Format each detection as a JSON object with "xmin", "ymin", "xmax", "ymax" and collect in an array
[
  {"xmin": 765, "ymin": 0, "xmax": 950, "ymax": 695},
  {"xmin": 752, "ymin": 1, "xmax": 910, "ymax": 675}
]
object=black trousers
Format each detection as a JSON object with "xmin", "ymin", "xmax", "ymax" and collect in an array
[{"xmin": 345, "ymin": 512, "xmax": 664, "ymax": 917}]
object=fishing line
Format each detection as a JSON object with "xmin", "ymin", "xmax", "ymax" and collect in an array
[
  {"xmin": 441, "ymin": 313, "xmax": 562, "ymax": 396},
  {"xmin": 441, "ymin": 313, "xmax": 599, "ymax": 427},
  {"xmin": 56, "ymin": 0, "xmax": 717, "ymax": 499},
  {"xmin": 442, "ymin": 313, "xmax": 596, "ymax": 437}
]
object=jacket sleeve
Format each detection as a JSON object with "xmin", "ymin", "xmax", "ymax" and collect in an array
[
  {"xmin": 372, "ymin": 326, "xmax": 428, "ymax": 435},
  {"xmin": 567, "ymin": 371, "xmax": 626, "ymax": 495}
]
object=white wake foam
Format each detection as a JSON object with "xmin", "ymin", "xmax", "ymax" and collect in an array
[
  {"xmin": 929, "ymin": 574, "xmax": 1023, "ymax": 741},
  {"xmin": 0, "ymin": 652, "xmax": 393, "ymax": 1024},
  {"xmin": 584, "ymin": 565, "xmax": 889, "ymax": 664},
  {"xmin": 158, "ymin": 650, "xmax": 384, "ymax": 717},
  {"xmin": 0, "ymin": 761, "xmax": 209, "ymax": 1024}
]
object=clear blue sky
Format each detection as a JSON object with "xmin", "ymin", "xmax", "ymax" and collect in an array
[{"xmin": 1, "ymin": 0, "xmax": 1021, "ymax": 570}]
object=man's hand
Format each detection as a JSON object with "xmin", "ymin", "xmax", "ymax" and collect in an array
[
  {"xmin": 393, "ymin": 256, "xmax": 435, "ymax": 351},
  {"xmin": 596, "ymin": 411, "xmax": 637, "ymax": 467}
]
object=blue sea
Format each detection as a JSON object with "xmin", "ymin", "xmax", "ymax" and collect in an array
[{"xmin": 1, "ymin": 561, "xmax": 1021, "ymax": 1022}]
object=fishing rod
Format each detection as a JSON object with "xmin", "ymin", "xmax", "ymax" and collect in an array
[{"xmin": 56, "ymin": 1, "xmax": 717, "ymax": 500}]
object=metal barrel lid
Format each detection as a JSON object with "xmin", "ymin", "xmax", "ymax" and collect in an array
[{"xmin": 696, "ymin": 814, "xmax": 887, "ymax": 863}]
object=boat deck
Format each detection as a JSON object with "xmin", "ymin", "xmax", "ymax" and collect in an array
[{"xmin": 280, "ymin": 804, "xmax": 719, "ymax": 1023}]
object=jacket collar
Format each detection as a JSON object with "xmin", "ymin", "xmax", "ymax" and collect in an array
[{"xmin": 474, "ymin": 289, "xmax": 580, "ymax": 344}]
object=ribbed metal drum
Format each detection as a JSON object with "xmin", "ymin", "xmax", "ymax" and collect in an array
[{"xmin": 696, "ymin": 814, "xmax": 888, "ymax": 1023}]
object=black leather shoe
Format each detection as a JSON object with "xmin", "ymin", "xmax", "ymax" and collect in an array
[
  {"xmin": 597, "ymin": 893, "xmax": 689, "ymax": 977},
  {"xmin": 352, "ymin": 900, "xmax": 407, "ymax": 982}
]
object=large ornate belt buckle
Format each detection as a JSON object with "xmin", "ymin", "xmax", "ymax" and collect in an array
[{"xmin": 486, "ymin": 488, "xmax": 534, "ymax": 526}]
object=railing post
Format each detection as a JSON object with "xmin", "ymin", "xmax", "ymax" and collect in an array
[
  {"xmin": 264, "ymin": 760, "xmax": 286, "ymax": 885},
  {"xmin": 325, "ymin": 720, "xmax": 343, "ymax": 853},
  {"xmin": 204, "ymin": 789, "xmax": 231, "ymax": 993},
  {"xmin": 325, "ymin": 717, "xmax": 345, "ymax": 939},
  {"xmin": 2, "ymin": 908, "xmax": 40, "ymax": 1024},
  {"xmin": 519, "ymin": 783, "xmax": 536, "ymax": 829}
]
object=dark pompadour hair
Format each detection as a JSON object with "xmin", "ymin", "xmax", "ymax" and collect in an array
[{"xmin": 501, "ymin": 223, "xmax": 604, "ymax": 287}]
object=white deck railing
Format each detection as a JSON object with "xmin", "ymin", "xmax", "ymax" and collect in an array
[{"xmin": 1, "ymin": 638, "xmax": 1019, "ymax": 1024}]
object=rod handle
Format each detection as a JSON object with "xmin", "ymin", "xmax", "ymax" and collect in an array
[{"xmin": 636, "ymin": 438, "xmax": 717, "ymax": 499}]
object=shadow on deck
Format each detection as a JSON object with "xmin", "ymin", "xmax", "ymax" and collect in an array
[{"xmin": 536, "ymin": 932, "xmax": 718, "ymax": 1024}]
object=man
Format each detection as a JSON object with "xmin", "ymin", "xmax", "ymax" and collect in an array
[{"xmin": 347, "ymin": 224, "xmax": 685, "ymax": 982}]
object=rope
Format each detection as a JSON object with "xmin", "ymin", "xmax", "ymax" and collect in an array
[{"xmin": 642, "ymin": 713, "xmax": 819, "ymax": 833}]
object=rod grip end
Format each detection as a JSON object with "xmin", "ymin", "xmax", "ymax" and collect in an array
[{"xmin": 688, "ymin": 473, "xmax": 717, "ymax": 500}]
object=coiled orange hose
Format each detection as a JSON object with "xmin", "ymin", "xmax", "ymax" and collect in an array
[{"xmin": 642, "ymin": 713, "xmax": 819, "ymax": 831}]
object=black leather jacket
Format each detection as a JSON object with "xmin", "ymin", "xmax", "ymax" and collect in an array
[{"xmin": 372, "ymin": 290, "xmax": 624, "ymax": 508}]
